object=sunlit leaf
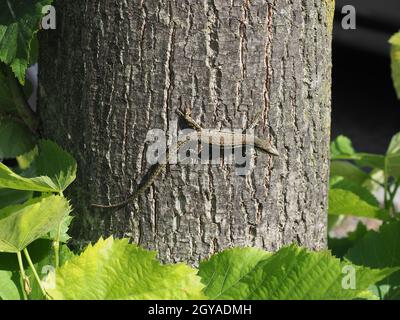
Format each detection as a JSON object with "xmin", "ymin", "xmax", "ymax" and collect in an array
[
  {"xmin": 0, "ymin": 195, "xmax": 71, "ymax": 253},
  {"xmin": 0, "ymin": 140, "xmax": 76, "ymax": 193},
  {"xmin": 329, "ymin": 180, "xmax": 389, "ymax": 220},
  {"xmin": 45, "ymin": 237, "xmax": 206, "ymax": 300},
  {"xmin": 331, "ymin": 135, "xmax": 355, "ymax": 158},
  {"xmin": 390, "ymin": 32, "xmax": 400, "ymax": 99},
  {"xmin": 0, "ymin": 270, "xmax": 20, "ymax": 300},
  {"xmin": 199, "ymin": 245, "xmax": 396, "ymax": 300},
  {"xmin": 30, "ymin": 140, "xmax": 77, "ymax": 192}
]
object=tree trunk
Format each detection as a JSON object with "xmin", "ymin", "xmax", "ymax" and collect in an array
[{"xmin": 38, "ymin": 0, "xmax": 333, "ymax": 264}]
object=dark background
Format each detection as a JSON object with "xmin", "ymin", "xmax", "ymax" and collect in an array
[{"xmin": 332, "ymin": 0, "xmax": 400, "ymax": 153}]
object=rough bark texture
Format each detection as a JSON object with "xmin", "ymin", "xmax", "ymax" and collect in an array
[{"xmin": 39, "ymin": 0, "xmax": 333, "ymax": 264}]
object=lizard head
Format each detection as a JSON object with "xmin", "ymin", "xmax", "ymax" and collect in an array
[{"xmin": 256, "ymin": 139, "xmax": 279, "ymax": 156}]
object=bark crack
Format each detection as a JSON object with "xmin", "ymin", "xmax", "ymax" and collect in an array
[{"xmin": 204, "ymin": 0, "xmax": 221, "ymax": 114}]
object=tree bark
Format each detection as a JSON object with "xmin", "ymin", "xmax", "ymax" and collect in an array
[{"xmin": 39, "ymin": 0, "xmax": 333, "ymax": 264}]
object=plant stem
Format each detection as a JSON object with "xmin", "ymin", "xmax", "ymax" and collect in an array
[
  {"xmin": 16, "ymin": 251, "xmax": 28, "ymax": 300},
  {"xmin": 369, "ymin": 177, "xmax": 385, "ymax": 188},
  {"xmin": 53, "ymin": 191, "xmax": 64, "ymax": 268},
  {"xmin": 53, "ymin": 224, "xmax": 61, "ymax": 268},
  {"xmin": 23, "ymin": 248, "xmax": 48, "ymax": 299},
  {"xmin": 384, "ymin": 160, "xmax": 389, "ymax": 210},
  {"xmin": 388, "ymin": 180, "xmax": 400, "ymax": 215}
]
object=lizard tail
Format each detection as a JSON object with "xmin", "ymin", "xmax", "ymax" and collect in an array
[{"xmin": 91, "ymin": 197, "xmax": 133, "ymax": 209}]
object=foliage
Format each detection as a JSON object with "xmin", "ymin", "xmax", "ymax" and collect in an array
[
  {"xmin": 0, "ymin": 6, "xmax": 399, "ymax": 302},
  {"xmin": 199, "ymin": 246, "xmax": 394, "ymax": 300},
  {"xmin": 328, "ymin": 222, "xmax": 368, "ymax": 259},
  {"xmin": 328, "ymin": 119, "xmax": 400, "ymax": 300},
  {"xmin": 326, "ymin": 32, "xmax": 400, "ymax": 300},
  {"xmin": 0, "ymin": 0, "xmax": 52, "ymax": 84},
  {"xmin": 0, "ymin": 140, "xmax": 77, "ymax": 193},
  {"xmin": 0, "ymin": 188, "xmax": 32, "ymax": 208},
  {"xmin": 0, "ymin": 117, "xmax": 36, "ymax": 159},
  {"xmin": 346, "ymin": 221, "xmax": 400, "ymax": 299},
  {"xmin": 0, "ymin": 270, "xmax": 20, "ymax": 300},
  {"xmin": 328, "ymin": 132, "xmax": 400, "ymax": 299},
  {"xmin": 0, "ymin": 195, "xmax": 71, "ymax": 253},
  {"xmin": 329, "ymin": 180, "xmax": 389, "ymax": 220},
  {"xmin": 45, "ymin": 237, "xmax": 206, "ymax": 300},
  {"xmin": 390, "ymin": 32, "xmax": 400, "ymax": 99},
  {"xmin": 0, "ymin": 0, "xmax": 52, "ymax": 165},
  {"xmin": 0, "ymin": 139, "xmax": 397, "ymax": 300},
  {"xmin": 329, "ymin": 133, "xmax": 400, "ymax": 220}
]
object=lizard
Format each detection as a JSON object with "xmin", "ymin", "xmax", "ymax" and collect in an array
[{"xmin": 91, "ymin": 108, "xmax": 278, "ymax": 209}]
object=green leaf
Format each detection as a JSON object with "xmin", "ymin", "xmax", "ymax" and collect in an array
[
  {"xmin": 26, "ymin": 241, "xmax": 74, "ymax": 300},
  {"xmin": 198, "ymin": 245, "xmax": 395, "ymax": 300},
  {"xmin": 0, "ymin": 0, "xmax": 53, "ymax": 83},
  {"xmin": 46, "ymin": 215, "xmax": 73, "ymax": 243},
  {"xmin": 328, "ymin": 223, "xmax": 368, "ymax": 259},
  {"xmin": 28, "ymin": 34, "xmax": 38, "ymax": 66},
  {"xmin": 355, "ymin": 153, "xmax": 385, "ymax": 170},
  {"xmin": 0, "ymin": 188, "xmax": 32, "ymax": 208},
  {"xmin": 0, "ymin": 140, "xmax": 76, "ymax": 193},
  {"xmin": 330, "ymin": 161, "xmax": 369, "ymax": 185},
  {"xmin": 0, "ymin": 239, "xmax": 74, "ymax": 300},
  {"xmin": 363, "ymin": 169, "xmax": 384, "ymax": 192},
  {"xmin": 329, "ymin": 180, "xmax": 389, "ymax": 220},
  {"xmin": 0, "ymin": 270, "xmax": 20, "ymax": 300},
  {"xmin": 328, "ymin": 214, "xmax": 341, "ymax": 232},
  {"xmin": 0, "ymin": 67, "xmax": 17, "ymax": 115},
  {"xmin": 329, "ymin": 175, "xmax": 344, "ymax": 186},
  {"xmin": 0, "ymin": 162, "xmax": 61, "ymax": 192},
  {"xmin": 16, "ymin": 146, "xmax": 38, "ymax": 170},
  {"xmin": 331, "ymin": 135, "xmax": 355, "ymax": 158},
  {"xmin": 355, "ymin": 153, "xmax": 386, "ymax": 170},
  {"xmin": 386, "ymin": 132, "xmax": 400, "ymax": 179},
  {"xmin": 386, "ymin": 154, "xmax": 400, "ymax": 179},
  {"xmin": 0, "ymin": 195, "xmax": 71, "ymax": 253},
  {"xmin": 331, "ymin": 132, "xmax": 400, "ymax": 179},
  {"xmin": 30, "ymin": 140, "xmax": 77, "ymax": 192},
  {"xmin": 198, "ymin": 248, "xmax": 272, "ymax": 299},
  {"xmin": 0, "ymin": 117, "xmax": 36, "ymax": 158},
  {"xmin": 329, "ymin": 189, "xmax": 386, "ymax": 219},
  {"xmin": 346, "ymin": 221, "xmax": 400, "ymax": 300},
  {"xmin": 387, "ymin": 132, "xmax": 400, "ymax": 155},
  {"xmin": 385, "ymin": 287, "xmax": 400, "ymax": 300},
  {"xmin": 45, "ymin": 237, "xmax": 206, "ymax": 300},
  {"xmin": 390, "ymin": 32, "xmax": 400, "ymax": 99},
  {"xmin": 331, "ymin": 179, "xmax": 380, "ymax": 206},
  {"xmin": 333, "ymin": 153, "xmax": 385, "ymax": 171}
]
